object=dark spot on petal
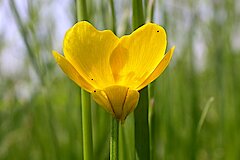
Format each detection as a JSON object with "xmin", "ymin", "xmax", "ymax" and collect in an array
[
  {"xmin": 94, "ymin": 90, "xmax": 96, "ymax": 92},
  {"xmin": 91, "ymin": 79, "xmax": 93, "ymax": 80},
  {"xmin": 157, "ymin": 30, "xmax": 159, "ymax": 32}
]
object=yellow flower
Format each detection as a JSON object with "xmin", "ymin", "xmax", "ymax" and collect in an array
[{"xmin": 52, "ymin": 21, "xmax": 175, "ymax": 122}]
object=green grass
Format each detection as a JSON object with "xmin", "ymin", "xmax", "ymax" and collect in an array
[{"xmin": 1, "ymin": 0, "xmax": 240, "ymax": 159}]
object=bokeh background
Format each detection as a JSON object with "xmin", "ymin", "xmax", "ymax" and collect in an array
[{"xmin": 0, "ymin": 0, "xmax": 240, "ymax": 159}]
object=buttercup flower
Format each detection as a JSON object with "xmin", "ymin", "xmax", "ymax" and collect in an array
[{"xmin": 53, "ymin": 21, "xmax": 175, "ymax": 122}]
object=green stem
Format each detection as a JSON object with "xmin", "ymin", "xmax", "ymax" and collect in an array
[
  {"xmin": 81, "ymin": 90, "xmax": 94, "ymax": 160},
  {"xmin": 147, "ymin": 1, "xmax": 155, "ymax": 159},
  {"xmin": 76, "ymin": 0, "xmax": 93, "ymax": 160},
  {"xmin": 134, "ymin": 87, "xmax": 150, "ymax": 160},
  {"xmin": 77, "ymin": 0, "xmax": 88, "ymax": 21},
  {"xmin": 109, "ymin": 1, "xmax": 118, "ymax": 159},
  {"xmin": 78, "ymin": 89, "xmax": 84, "ymax": 160},
  {"xmin": 110, "ymin": 117, "xmax": 119, "ymax": 160},
  {"xmin": 132, "ymin": 0, "xmax": 150, "ymax": 160},
  {"xmin": 132, "ymin": 0, "xmax": 145, "ymax": 30},
  {"xmin": 146, "ymin": 0, "xmax": 155, "ymax": 22},
  {"xmin": 197, "ymin": 97, "xmax": 214, "ymax": 133},
  {"xmin": 110, "ymin": 0, "xmax": 116, "ymax": 34}
]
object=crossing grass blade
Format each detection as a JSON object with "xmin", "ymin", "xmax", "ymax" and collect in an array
[
  {"xmin": 132, "ymin": 0, "xmax": 150, "ymax": 159},
  {"xmin": 76, "ymin": 0, "xmax": 94, "ymax": 160}
]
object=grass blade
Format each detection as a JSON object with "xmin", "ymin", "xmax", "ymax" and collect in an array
[
  {"xmin": 132, "ymin": 0, "xmax": 150, "ymax": 159},
  {"xmin": 76, "ymin": 0, "xmax": 93, "ymax": 159}
]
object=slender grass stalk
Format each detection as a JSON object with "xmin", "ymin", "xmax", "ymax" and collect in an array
[
  {"xmin": 146, "ymin": 0, "xmax": 155, "ymax": 23},
  {"xmin": 134, "ymin": 87, "xmax": 150, "ymax": 160},
  {"xmin": 77, "ymin": 0, "xmax": 88, "ymax": 21},
  {"xmin": 187, "ymin": 7, "xmax": 200, "ymax": 159},
  {"xmin": 119, "ymin": 126, "xmax": 127, "ymax": 160},
  {"xmin": 81, "ymin": 90, "xmax": 93, "ymax": 160},
  {"xmin": 78, "ymin": 89, "xmax": 84, "ymax": 160},
  {"xmin": 132, "ymin": 0, "xmax": 150, "ymax": 159},
  {"xmin": 146, "ymin": 1, "xmax": 155, "ymax": 159},
  {"xmin": 132, "ymin": 0, "xmax": 145, "ymax": 29},
  {"xmin": 197, "ymin": 97, "xmax": 214, "ymax": 133},
  {"xmin": 160, "ymin": 4, "xmax": 173, "ymax": 158},
  {"xmin": 76, "ymin": 0, "xmax": 93, "ymax": 160},
  {"xmin": 110, "ymin": 117, "xmax": 119, "ymax": 160},
  {"xmin": 148, "ymin": 84, "xmax": 154, "ymax": 160},
  {"xmin": 110, "ymin": 0, "xmax": 116, "ymax": 34}
]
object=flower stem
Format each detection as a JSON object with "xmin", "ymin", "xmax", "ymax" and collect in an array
[
  {"xmin": 81, "ymin": 90, "xmax": 93, "ymax": 160},
  {"xmin": 109, "ymin": 1, "xmax": 118, "ymax": 159},
  {"xmin": 110, "ymin": 117, "xmax": 119, "ymax": 160},
  {"xmin": 76, "ymin": 1, "xmax": 93, "ymax": 160}
]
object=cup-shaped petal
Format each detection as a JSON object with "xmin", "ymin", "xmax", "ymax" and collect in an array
[
  {"xmin": 110, "ymin": 23, "xmax": 167, "ymax": 89},
  {"xmin": 64, "ymin": 21, "xmax": 119, "ymax": 89},
  {"xmin": 52, "ymin": 51, "xmax": 95, "ymax": 92},
  {"xmin": 137, "ymin": 46, "xmax": 175, "ymax": 90}
]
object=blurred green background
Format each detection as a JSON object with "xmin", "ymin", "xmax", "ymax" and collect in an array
[{"xmin": 0, "ymin": 0, "xmax": 240, "ymax": 159}]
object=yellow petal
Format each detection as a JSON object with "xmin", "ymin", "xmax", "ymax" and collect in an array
[
  {"xmin": 110, "ymin": 23, "xmax": 167, "ymax": 89},
  {"xmin": 52, "ymin": 50, "xmax": 95, "ymax": 92},
  {"xmin": 91, "ymin": 90, "xmax": 114, "ymax": 114},
  {"xmin": 91, "ymin": 85, "xmax": 139, "ymax": 121},
  {"xmin": 63, "ymin": 21, "xmax": 119, "ymax": 89},
  {"xmin": 103, "ymin": 85, "xmax": 129, "ymax": 119},
  {"xmin": 136, "ymin": 46, "xmax": 175, "ymax": 90},
  {"xmin": 121, "ymin": 89, "xmax": 139, "ymax": 122},
  {"xmin": 110, "ymin": 45, "xmax": 129, "ymax": 82}
]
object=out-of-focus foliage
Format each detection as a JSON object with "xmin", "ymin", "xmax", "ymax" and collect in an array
[{"xmin": 0, "ymin": 0, "xmax": 240, "ymax": 159}]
